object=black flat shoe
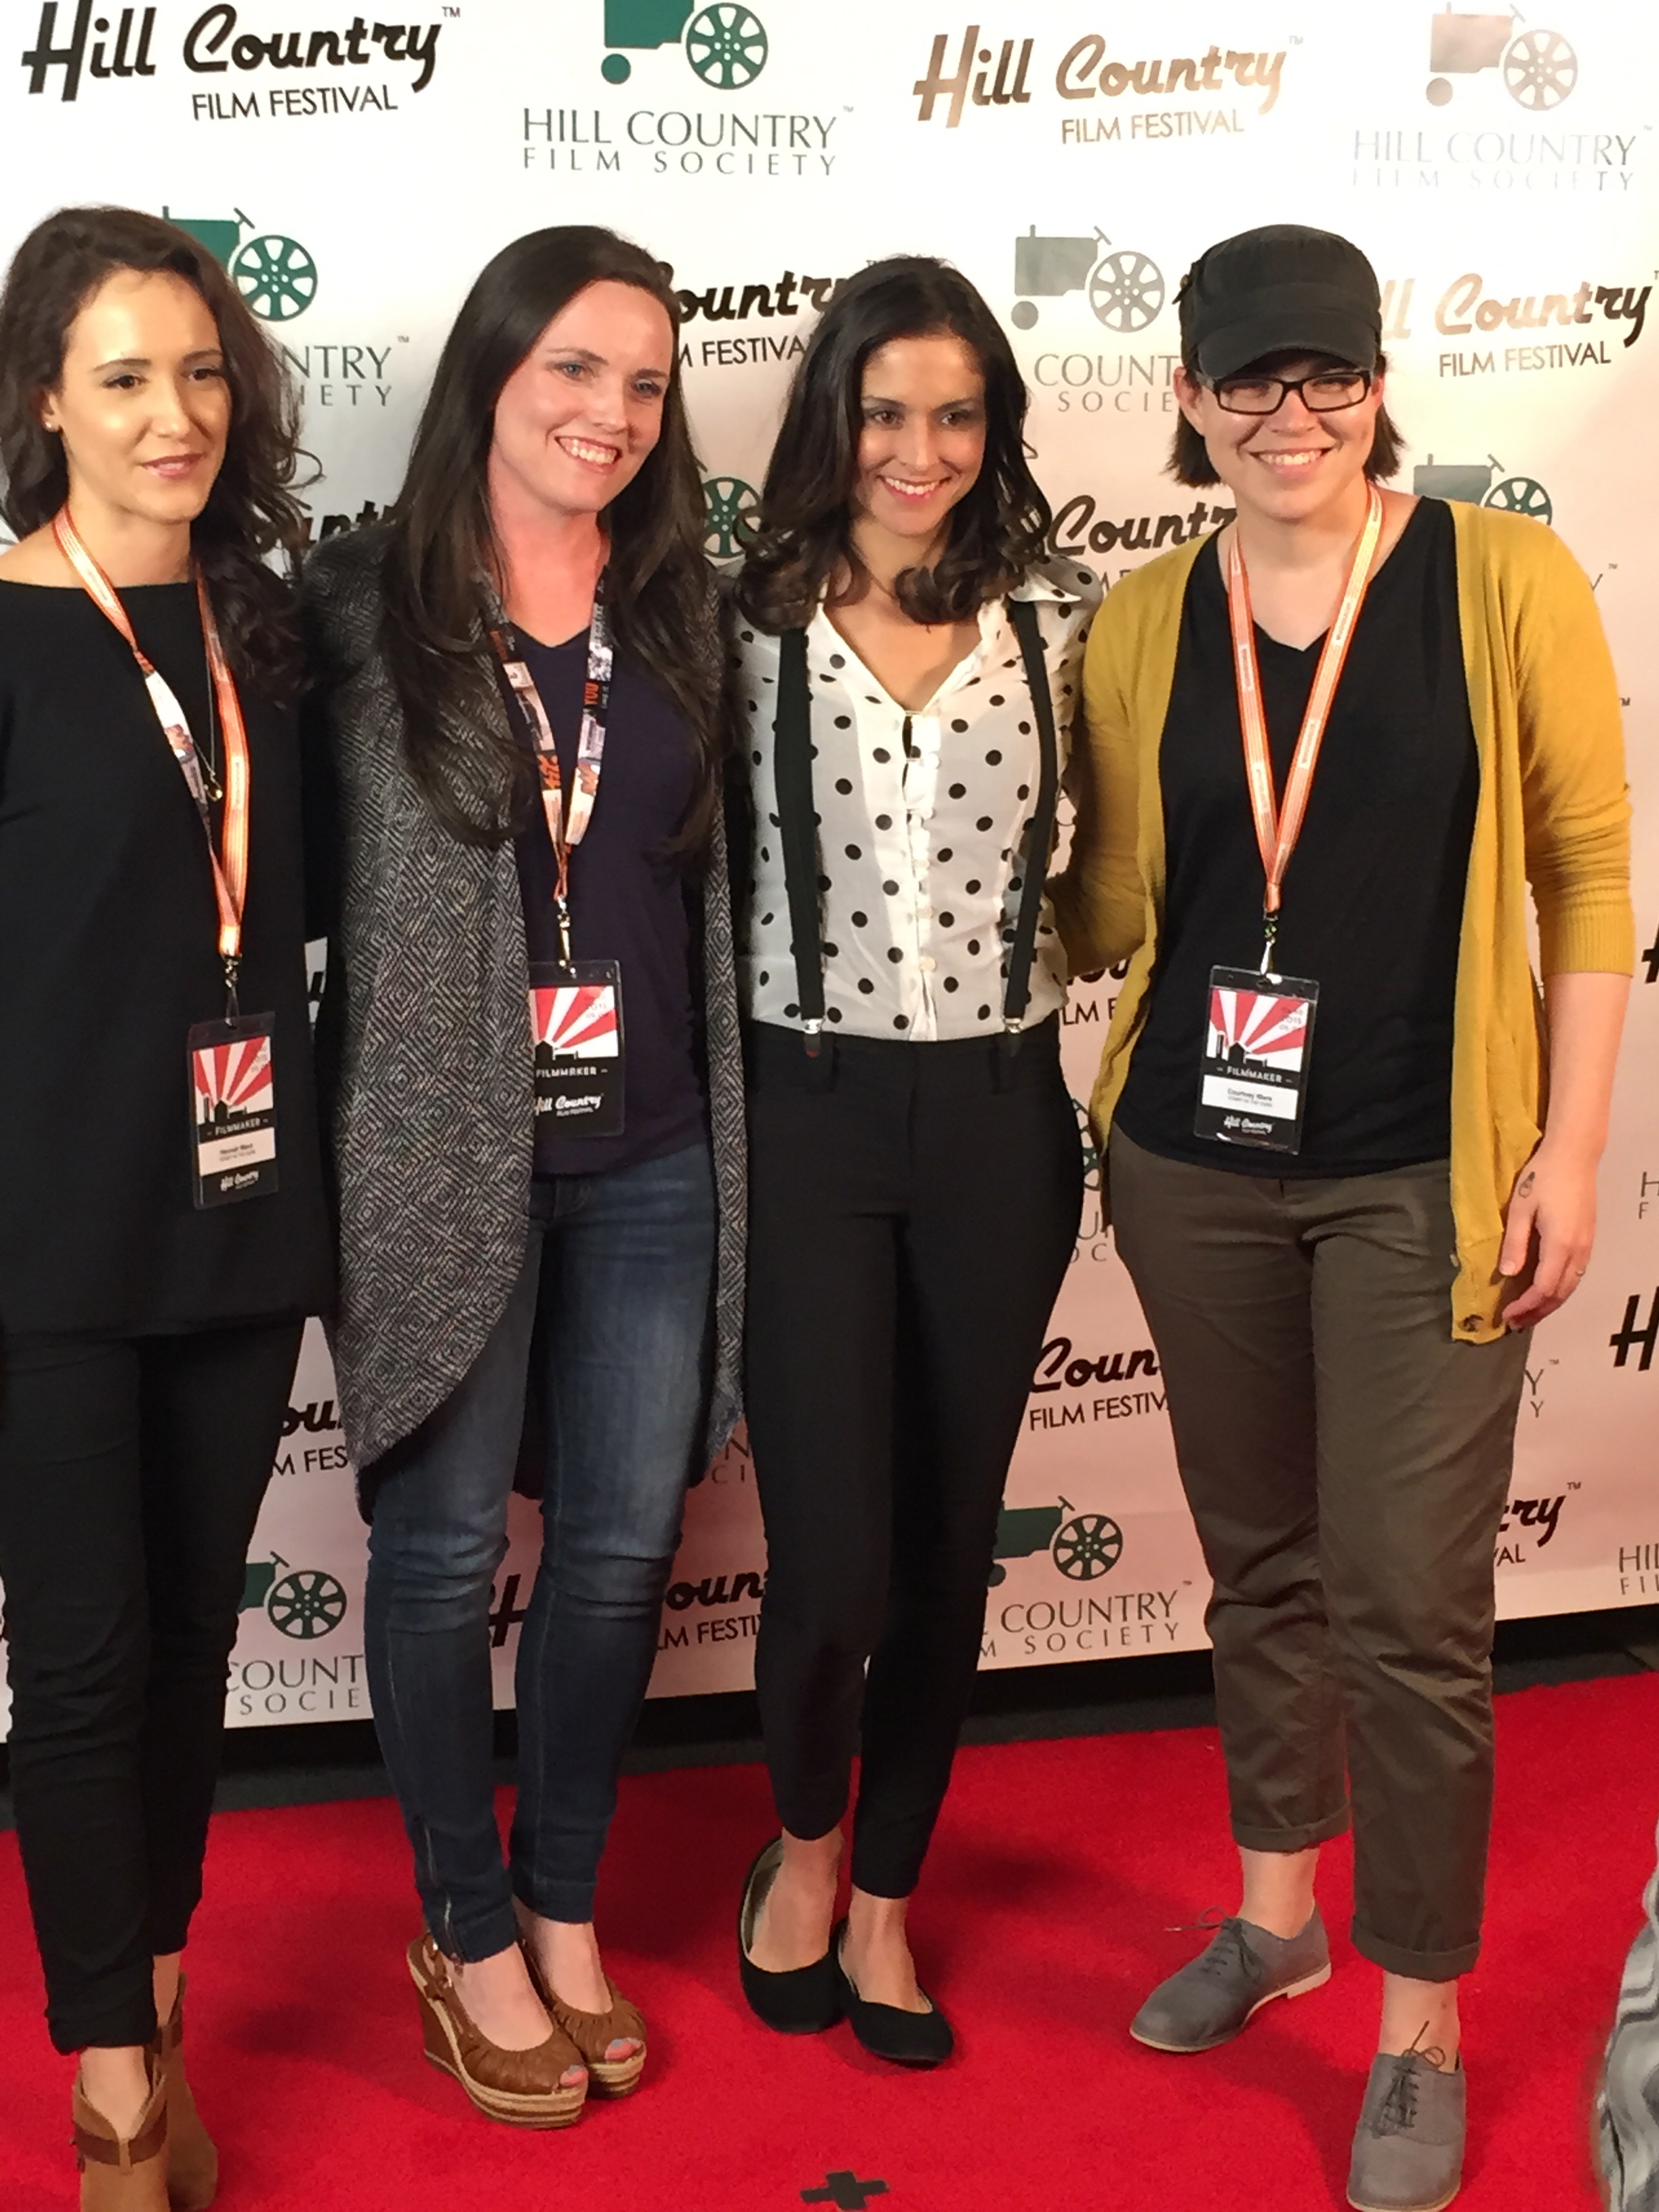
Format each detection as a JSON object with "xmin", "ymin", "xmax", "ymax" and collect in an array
[
  {"xmin": 833, "ymin": 1919, "xmax": 954, "ymax": 2068},
  {"xmin": 737, "ymin": 1839, "xmax": 842, "ymax": 2034}
]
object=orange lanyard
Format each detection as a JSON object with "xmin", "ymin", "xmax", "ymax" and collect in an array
[
  {"xmin": 54, "ymin": 508, "xmax": 251, "ymax": 997},
  {"xmin": 1224, "ymin": 485, "xmax": 1384, "ymax": 970}
]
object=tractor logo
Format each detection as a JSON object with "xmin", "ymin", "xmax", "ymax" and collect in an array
[
  {"xmin": 601, "ymin": 0, "xmax": 768, "ymax": 87},
  {"xmin": 1426, "ymin": 10, "xmax": 1576, "ymax": 108},
  {"xmin": 162, "ymin": 207, "xmax": 318, "ymax": 323},
  {"xmin": 988, "ymin": 1498, "xmax": 1123, "ymax": 1588},
  {"xmin": 1412, "ymin": 454, "xmax": 1551, "ymax": 524},
  {"xmin": 240, "ymin": 1553, "xmax": 348, "ymax": 1639},
  {"xmin": 1011, "ymin": 229, "xmax": 1165, "ymax": 334},
  {"xmin": 703, "ymin": 475, "xmax": 760, "ymax": 559}
]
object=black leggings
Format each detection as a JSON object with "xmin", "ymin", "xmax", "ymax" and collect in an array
[
  {"xmin": 0, "ymin": 1322, "xmax": 302, "ymax": 2051},
  {"xmin": 744, "ymin": 1019, "xmax": 1082, "ymax": 1897}
]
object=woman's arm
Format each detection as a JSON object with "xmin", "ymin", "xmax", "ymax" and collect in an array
[
  {"xmin": 1049, "ymin": 599, "xmax": 1147, "ymax": 974},
  {"xmin": 1498, "ymin": 970, "xmax": 1630, "ymax": 1328}
]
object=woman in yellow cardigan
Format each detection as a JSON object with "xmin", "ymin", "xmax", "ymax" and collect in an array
[{"xmin": 1055, "ymin": 225, "xmax": 1631, "ymax": 2212}]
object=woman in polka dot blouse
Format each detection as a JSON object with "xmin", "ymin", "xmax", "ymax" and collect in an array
[{"xmin": 729, "ymin": 255, "xmax": 1099, "ymax": 2066}]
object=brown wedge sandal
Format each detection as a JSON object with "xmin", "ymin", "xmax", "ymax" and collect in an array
[
  {"xmin": 73, "ymin": 2053, "xmax": 170, "ymax": 2212},
  {"xmin": 150, "ymin": 1976, "xmax": 217, "ymax": 2211},
  {"xmin": 523, "ymin": 1952, "xmax": 648, "ymax": 2100},
  {"xmin": 408, "ymin": 1936, "xmax": 588, "ymax": 2129}
]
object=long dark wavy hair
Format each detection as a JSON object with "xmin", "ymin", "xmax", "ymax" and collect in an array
[
  {"xmin": 737, "ymin": 256, "xmax": 1050, "ymax": 634},
  {"xmin": 379, "ymin": 225, "xmax": 718, "ymax": 848},
  {"xmin": 0, "ymin": 205, "xmax": 307, "ymax": 699}
]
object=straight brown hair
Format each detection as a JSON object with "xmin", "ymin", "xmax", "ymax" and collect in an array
[{"xmin": 378, "ymin": 225, "xmax": 720, "ymax": 849}]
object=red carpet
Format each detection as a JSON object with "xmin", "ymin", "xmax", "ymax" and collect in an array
[{"xmin": 4, "ymin": 1675, "xmax": 1655, "ymax": 2212}]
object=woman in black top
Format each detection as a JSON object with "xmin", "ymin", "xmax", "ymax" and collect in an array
[
  {"xmin": 0, "ymin": 208, "xmax": 331, "ymax": 2205},
  {"xmin": 1058, "ymin": 226, "xmax": 1631, "ymax": 2212},
  {"xmin": 302, "ymin": 226, "xmax": 743, "ymax": 2129}
]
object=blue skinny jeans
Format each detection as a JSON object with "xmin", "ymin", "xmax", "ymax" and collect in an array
[{"xmin": 363, "ymin": 1144, "xmax": 716, "ymax": 1954}]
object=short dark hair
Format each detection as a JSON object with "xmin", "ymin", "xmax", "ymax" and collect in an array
[
  {"xmin": 1168, "ymin": 350, "xmax": 1404, "ymax": 488},
  {"xmin": 737, "ymin": 255, "xmax": 1049, "ymax": 633},
  {"xmin": 0, "ymin": 204, "xmax": 308, "ymax": 699},
  {"xmin": 378, "ymin": 225, "xmax": 719, "ymax": 848}
]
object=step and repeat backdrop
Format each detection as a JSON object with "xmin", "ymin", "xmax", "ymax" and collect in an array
[{"xmin": 2, "ymin": 0, "xmax": 1655, "ymax": 1726}]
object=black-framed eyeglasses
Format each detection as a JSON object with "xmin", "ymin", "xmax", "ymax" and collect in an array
[{"xmin": 1212, "ymin": 368, "xmax": 1374, "ymax": 416}]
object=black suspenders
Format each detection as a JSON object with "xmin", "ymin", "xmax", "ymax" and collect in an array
[{"xmin": 771, "ymin": 596, "xmax": 1063, "ymax": 1059}]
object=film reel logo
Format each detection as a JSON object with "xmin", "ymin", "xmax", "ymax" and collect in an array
[
  {"xmin": 1411, "ymin": 455, "xmax": 1552, "ymax": 525},
  {"xmin": 600, "ymin": 0, "xmax": 768, "ymax": 87},
  {"xmin": 702, "ymin": 476, "xmax": 761, "ymax": 560},
  {"xmin": 1425, "ymin": 9, "xmax": 1577, "ymax": 109},
  {"xmin": 161, "ymin": 205, "xmax": 317, "ymax": 323},
  {"xmin": 240, "ymin": 1553, "xmax": 348, "ymax": 1639},
  {"xmin": 1010, "ymin": 228, "xmax": 1165, "ymax": 334}
]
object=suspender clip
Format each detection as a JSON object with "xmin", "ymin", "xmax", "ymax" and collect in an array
[{"xmin": 802, "ymin": 1017, "xmax": 823, "ymax": 1061}]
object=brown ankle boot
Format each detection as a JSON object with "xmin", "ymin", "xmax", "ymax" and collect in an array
[
  {"xmin": 73, "ymin": 2055, "xmax": 170, "ymax": 2212},
  {"xmin": 152, "ymin": 1978, "xmax": 218, "ymax": 2211}
]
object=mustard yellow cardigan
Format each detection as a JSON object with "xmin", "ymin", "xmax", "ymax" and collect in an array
[{"xmin": 1053, "ymin": 499, "xmax": 1634, "ymax": 1342}]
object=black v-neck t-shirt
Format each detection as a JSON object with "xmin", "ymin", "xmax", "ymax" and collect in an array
[
  {"xmin": 512, "ymin": 628, "xmax": 705, "ymax": 1178},
  {"xmin": 0, "ymin": 580, "xmax": 333, "ymax": 1334},
  {"xmin": 1114, "ymin": 497, "xmax": 1479, "ymax": 1178}
]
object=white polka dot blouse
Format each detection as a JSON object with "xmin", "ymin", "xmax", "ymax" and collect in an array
[{"xmin": 733, "ymin": 556, "xmax": 1101, "ymax": 1042}]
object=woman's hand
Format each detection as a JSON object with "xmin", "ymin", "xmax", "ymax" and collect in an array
[{"xmin": 1498, "ymin": 1141, "xmax": 1599, "ymax": 1328}]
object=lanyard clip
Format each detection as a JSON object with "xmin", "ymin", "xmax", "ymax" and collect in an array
[
  {"xmin": 223, "ymin": 954, "xmax": 242, "ymax": 1020},
  {"xmin": 1259, "ymin": 911, "xmax": 1279, "ymax": 977},
  {"xmin": 554, "ymin": 896, "xmax": 574, "ymax": 968}
]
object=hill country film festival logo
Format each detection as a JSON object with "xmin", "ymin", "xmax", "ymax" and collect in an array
[
  {"xmin": 20, "ymin": 2, "xmax": 443, "ymax": 110},
  {"xmin": 912, "ymin": 21, "xmax": 1288, "ymax": 138}
]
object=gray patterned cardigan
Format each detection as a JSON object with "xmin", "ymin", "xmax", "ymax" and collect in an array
[{"xmin": 300, "ymin": 526, "xmax": 745, "ymax": 1473}]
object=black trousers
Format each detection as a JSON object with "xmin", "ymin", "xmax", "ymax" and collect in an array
[
  {"xmin": 745, "ymin": 1019, "xmax": 1082, "ymax": 1897},
  {"xmin": 0, "ymin": 1321, "xmax": 302, "ymax": 2051}
]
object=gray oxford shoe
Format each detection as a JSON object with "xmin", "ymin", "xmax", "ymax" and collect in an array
[
  {"xmin": 1130, "ymin": 1907, "xmax": 1331, "ymax": 2053},
  {"xmin": 1347, "ymin": 2048, "xmax": 1466, "ymax": 2212}
]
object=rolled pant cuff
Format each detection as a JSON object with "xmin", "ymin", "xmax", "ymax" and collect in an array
[
  {"xmin": 1231, "ymin": 1806, "xmax": 1351, "ymax": 1855},
  {"xmin": 52, "ymin": 1995, "xmax": 159, "ymax": 2056},
  {"xmin": 1351, "ymin": 1919, "xmax": 1478, "ymax": 1982},
  {"xmin": 512, "ymin": 1875, "xmax": 598, "ymax": 1928}
]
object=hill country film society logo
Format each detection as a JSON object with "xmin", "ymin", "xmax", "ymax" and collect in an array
[
  {"xmin": 161, "ymin": 203, "xmax": 316, "ymax": 320},
  {"xmin": 1010, "ymin": 228, "xmax": 1163, "ymax": 334},
  {"xmin": 239, "ymin": 1551, "xmax": 348, "ymax": 1639},
  {"xmin": 20, "ymin": 3, "xmax": 442, "ymax": 109},
  {"xmin": 914, "ymin": 23, "xmax": 1287, "ymax": 139},
  {"xmin": 1422, "ymin": 9, "xmax": 1576, "ymax": 110},
  {"xmin": 598, "ymin": 0, "xmax": 767, "ymax": 88}
]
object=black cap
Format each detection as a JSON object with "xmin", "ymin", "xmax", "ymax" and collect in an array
[{"xmin": 1177, "ymin": 225, "xmax": 1382, "ymax": 383}]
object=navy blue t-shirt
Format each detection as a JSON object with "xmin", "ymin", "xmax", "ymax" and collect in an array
[{"xmin": 512, "ymin": 628, "xmax": 706, "ymax": 1176}]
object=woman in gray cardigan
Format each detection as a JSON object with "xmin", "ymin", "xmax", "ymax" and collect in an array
[{"xmin": 302, "ymin": 225, "xmax": 743, "ymax": 2129}]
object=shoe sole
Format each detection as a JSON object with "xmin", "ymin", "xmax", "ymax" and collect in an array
[
  {"xmin": 585, "ymin": 2049, "xmax": 647, "ymax": 2099},
  {"xmin": 411, "ymin": 1960, "xmax": 588, "ymax": 2129},
  {"xmin": 1130, "ymin": 1961, "xmax": 1333, "ymax": 2054},
  {"xmin": 1347, "ymin": 2184, "xmax": 1458, "ymax": 2212}
]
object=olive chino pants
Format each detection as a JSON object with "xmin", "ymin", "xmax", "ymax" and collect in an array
[{"xmin": 1109, "ymin": 1128, "xmax": 1530, "ymax": 1981}]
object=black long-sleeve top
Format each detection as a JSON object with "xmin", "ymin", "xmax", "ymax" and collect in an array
[{"xmin": 0, "ymin": 579, "xmax": 333, "ymax": 1335}]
